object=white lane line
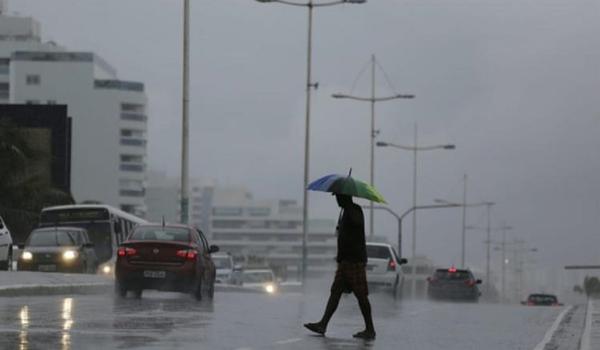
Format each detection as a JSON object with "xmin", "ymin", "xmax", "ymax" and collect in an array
[
  {"xmin": 274, "ymin": 338, "xmax": 302, "ymax": 345},
  {"xmin": 580, "ymin": 299, "xmax": 593, "ymax": 350},
  {"xmin": 532, "ymin": 305, "xmax": 573, "ymax": 350}
]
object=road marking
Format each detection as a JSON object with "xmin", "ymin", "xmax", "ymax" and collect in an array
[
  {"xmin": 532, "ymin": 305, "xmax": 573, "ymax": 350},
  {"xmin": 274, "ymin": 337, "xmax": 302, "ymax": 345},
  {"xmin": 580, "ymin": 299, "xmax": 595, "ymax": 350}
]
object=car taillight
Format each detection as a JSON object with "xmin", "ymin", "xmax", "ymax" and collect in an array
[
  {"xmin": 527, "ymin": 301, "xmax": 534, "ymax": 306},
  {"xmin": 387, "ymin": 259, "xmax": 397, "ymax": 271},
  {"xmin": 176, "ymin": 249, "xmax": 198, "ymax": 260},
  {"xmin": 117, "ymin": 247, "xmax": 136, "ymax": 257}
]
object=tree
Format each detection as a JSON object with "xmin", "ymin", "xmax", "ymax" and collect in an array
[
  {"xmin": 0, "ymin": 120, "xmax": 74, "ymax": 241},
  {"xmin": 574, "ymin": 276, "xmax": 600, "ymax": 297}
]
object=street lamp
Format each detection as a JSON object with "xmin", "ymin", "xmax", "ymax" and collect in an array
[
  {"xmin": 377, "ymin": 134, "xmax": 455, "ymax": 297},
  {"xmin": 254, "ymin": 0, "xmax": 366, "ymax": 284},
  {"xmin": 332, "ymin": 55, "xmax": 414, "ymax": 238}
]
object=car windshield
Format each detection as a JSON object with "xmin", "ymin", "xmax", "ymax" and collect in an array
[
  {"xmin": 59, "ymin": 222, "xmax": 112, "ymax": 262},
  {"xmin": 529, "ymin": 295, "xmax": 557, "ymax": 303},
  {"xmin": 367, "ymin": 245, "xmax": 391, "ymax": 259},
  {"xmin": 434, "ymin": 270, "xmax": 472, "ymax": 281},
  {"xmin": 213, "ymin": 257, "xmax": 232, "ymax": 269},
  {"xmin": 28, "ymin": 230, "xmax": 79, "ymax": 247},
  {"xmin": 243, "ymin": 272, "xmax": 273, "ymax": 283},
  {"xmin": 130, "ymin": 227, "xmax": 190, "ymax": 242}
]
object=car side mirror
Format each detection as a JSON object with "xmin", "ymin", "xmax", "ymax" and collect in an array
[
  {"xmin": 208, "ymin": 245, "xmax": 219, "ymax": 254},
  {"xmin": 476, "ymin": 279, "xmax": 482, "ymax": 284},
  {"xmin": 399, "ymin": 258, "xmax": 408, "ymax": 265}
]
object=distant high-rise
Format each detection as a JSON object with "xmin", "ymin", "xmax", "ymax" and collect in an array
[{"xmin": 0, "ymin": 4, "xmax": 148, "ymax": 216}]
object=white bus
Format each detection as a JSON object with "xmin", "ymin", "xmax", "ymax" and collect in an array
[{"xmin": 38, "ymin": 204, "xmax": 147, "ymax": 275}]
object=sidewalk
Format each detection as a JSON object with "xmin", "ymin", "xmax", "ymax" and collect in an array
[
  {"xmin": 0, "ymin": 271, "xmax": 112, "ymax": 296},
  {"xmin": 580, "ymin": 298, "xmax": 600, "ymax": 350}
]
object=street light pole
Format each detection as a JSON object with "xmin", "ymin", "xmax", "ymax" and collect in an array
[
  {"xmin": 332, "ymin": 56, "xmax": 414, "ymax": 238},
  {"xmin": 377, "ymin": 140, "xmax": 455, "ymax": 297},
  {"xmin": 369, "ymin": 55, "xmax": 376, "ymax": 239},
  {"xmin": 485, "ymin": 202, "xmax": 493, "ymax": 294},
  {"xmin": 254, "ymin": 0, "xmax": 367, "ymax": 284},
  {"xmin": 461, "ymin": 174, "xmax": 467, "ymax": 268},
  {"xmin": 180, "ymin": 0, "xmax": 190, "ymax": 224}
]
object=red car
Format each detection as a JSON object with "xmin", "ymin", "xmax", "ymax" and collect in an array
[{"xmin": 115, "ymin": 224, "xmax": 218, "ymax": 300}]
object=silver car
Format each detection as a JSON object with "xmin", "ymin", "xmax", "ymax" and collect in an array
[
  {"xmin": 0, "ymin": 215, "xmax": 13, "ymax": 270},
  {"xmin": 366, "ymin": 242, "xmax": 407, "ymax": 295}
]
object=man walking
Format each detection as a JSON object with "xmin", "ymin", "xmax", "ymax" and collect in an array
[{"xmin": 304, "ymin": 194, "xmax": 376, "ymax": 340}]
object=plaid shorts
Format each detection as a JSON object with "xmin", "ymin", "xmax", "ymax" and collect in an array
[{"xmin": 331, "ymin": 262, "xmax": 369, "ymax": 297}]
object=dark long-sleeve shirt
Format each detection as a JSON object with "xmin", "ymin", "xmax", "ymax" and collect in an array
[{"xmin": 336, "ymin": 203, "xmax": 367, "ymax": 264}]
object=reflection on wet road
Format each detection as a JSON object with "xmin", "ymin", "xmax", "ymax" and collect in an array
[{"xmin": 0, "ymin": 290, "xmax": 564, "ymax": 349}]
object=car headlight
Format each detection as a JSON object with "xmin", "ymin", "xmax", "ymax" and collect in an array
[
  {"xmin": 264, "ymin": 284, "xmax": 276, "ymax": 294},
  {"xmin": 62, "ymin": 250, "xmax": 78, "ymax": 261},
  {"xmin": 101, "ymin": 265, "xmax": 111, "ymax": 274},
  {"xmin": 21, "ymin": 251, "xmax": 33, "ymax": 261}
]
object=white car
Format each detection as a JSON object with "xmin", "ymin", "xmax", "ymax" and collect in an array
[
  {"xmin": 240, "ymin": 269, "xmax": 278, "ymax": 294},
  {"xmin": 0, "ymin": 215, "xmax": 13, "ymax": 270},
  {"xmin": 212, "ymin": 253, "xmax": 234, "ymax": 284},
  {"xmin": 366, "ymin": 242, "xmax": 407, "ymax": 295}
]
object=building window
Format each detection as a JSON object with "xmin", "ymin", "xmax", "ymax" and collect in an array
[
  {"xmin": 26, "ymin": 74, "xmax": 40, "ymax": 85},
  {"xmin": 120, "ymin": 163, "xmax": 144, "ymax": 172},
  {"xmin": 212, "ymin": 207, "xmax": 243, "ymax": 216},
  {"xmin": 120, "ymin": 189, "xmax": 145, "ymax": 197},
  {"xmin": 120, "ymin": 154, "xmax": 143, "ymax": 163},
  {"xmin": 0, "ymin": 83, "xmax": 8, "ymax": 100},
  {"xmin": 247, "ymin": 207, "xmax": 271, "ymax": 217},
  {"xmin": 121, "ymin": 103, "xmax": 144, "ymax": 113}
]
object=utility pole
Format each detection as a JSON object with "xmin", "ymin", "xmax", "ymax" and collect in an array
[
  {"xmin": 369, "ymin": 54, "xmax": 376, "ymax": 239},
  {"xmin": 501, "ymin": 226, "xmax": 507, "ymax": 303},
  {"xmin": 461, "ymin": 174, "xmax": 467, "ymax": 268},
  {"xmin": 180, "ymin": 0, "xmax": 190, "ymax": 224},
  {"xmin": 332, "ymin": 55, "xmax": 414, "ymax": 238},
  {"xmin": 485, "ymin": 202, "xmax": 493, "ymax": 294}
]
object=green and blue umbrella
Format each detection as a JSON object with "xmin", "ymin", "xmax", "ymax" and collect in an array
[{"xmin": 308, "ymin": 172, "xmax": 386, "ymax": 204}]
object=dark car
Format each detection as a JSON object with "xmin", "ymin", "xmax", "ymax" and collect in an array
[
  {"xmin": 427, "ymin": 267, "xmax": 482, "ymax": 302},
  {"xmin": 18, "ymin": 227, "xmax": 98, "ymax": 273},
  {"xmin": 115, "ymin": 224, "xmax": 218, "ymax": 300},
  {"xmin": 522, "ymin": 294, "xmax": 562, "ymax": 306}
]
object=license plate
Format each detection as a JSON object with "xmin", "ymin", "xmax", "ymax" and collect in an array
[
  {"xmin": 39, "ymin": 264, "xmax": 56, "ymax": 272},
  {"xmin": 143, "ymin": 270, "xmax": 166, "ymax": 279}
]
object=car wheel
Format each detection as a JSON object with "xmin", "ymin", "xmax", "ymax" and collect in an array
[
  {"xmin": 194, "ymin": 280, "xmax": 203, "ymax": 301},
  {"xmin": 208, "ymin": 282, "xmax": 214, "ymax": 299},
  {"xmin": 115, "ymin": 281, "xmax": 127, "ymax": 298},
  {"xmin": 133, "ymin": 289, "xmax": 143, "ymax": 299}
]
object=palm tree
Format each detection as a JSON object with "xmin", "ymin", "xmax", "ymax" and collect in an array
[{"xmin": 0, "ymin": 120, "xmax": 74, "ymax": 241}]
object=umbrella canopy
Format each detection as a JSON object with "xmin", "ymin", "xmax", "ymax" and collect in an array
[{"xmin": 308, "ymin": 174, "xmax": 386, "ymax": 204}]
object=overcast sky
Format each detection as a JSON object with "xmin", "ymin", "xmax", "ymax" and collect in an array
[{"xmin": 11, "ymin": 0, "xmax": 600, "ymax": 280}]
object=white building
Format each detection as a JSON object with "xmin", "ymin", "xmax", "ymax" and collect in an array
[
  {"xmin": 145, "ymin": 179, "xmax": 338, "ymax": 278},
  {"xmin": 0, "ymin": 2, "xmax": 148, "ymax": 216},
  {"xmin": 209, "ymin": 187, "xmax": 337, "ymax": 278}
]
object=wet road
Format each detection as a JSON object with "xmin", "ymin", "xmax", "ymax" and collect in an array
[{"xmin": 0, "ymin": 289, "xmax": 565, "ymax": 350}]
